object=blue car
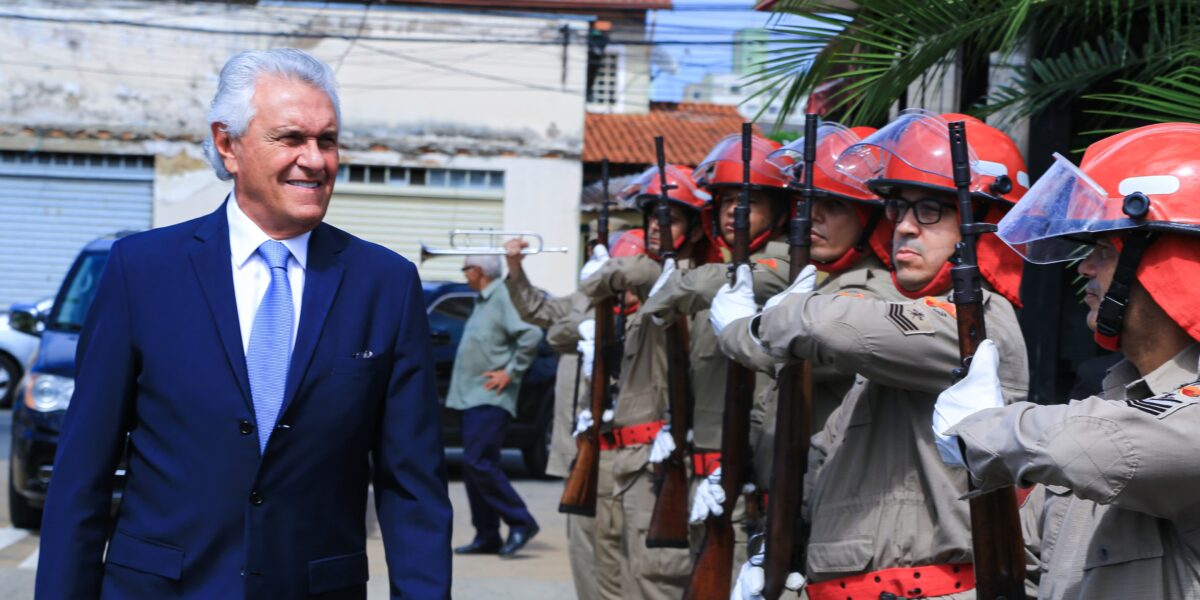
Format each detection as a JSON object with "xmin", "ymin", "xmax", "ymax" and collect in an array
[{"xmin": 7, "ymin": 235, "xmax": 558, "ymax": 529}]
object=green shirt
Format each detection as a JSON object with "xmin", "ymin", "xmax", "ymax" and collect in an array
[{"xmin": 445, "ymin": 279, "xmax": 542, "ymax": 417}]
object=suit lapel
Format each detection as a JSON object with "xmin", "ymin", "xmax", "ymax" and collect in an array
[
  {"xmin": 281, "ymin": 223, "xmax": 345, "ymax": 417},
  {"xmin": 188, "ymin": 202, "xmax": 254, "ymax": 412}
]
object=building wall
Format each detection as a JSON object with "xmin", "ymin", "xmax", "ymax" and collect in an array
[{"xmin": 0, "ymin": 0, "xmax": 588, "ymax": 295}]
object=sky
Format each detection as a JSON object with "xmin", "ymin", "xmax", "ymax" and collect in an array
[{"xmin": 646, "ymin": 0, "xmax": 789, "ymax": 102}]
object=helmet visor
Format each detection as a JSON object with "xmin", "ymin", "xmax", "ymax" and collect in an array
[
  {"xmin": 694, "ymin": 134, "xmax": 781, "ymax": 188},
  {"xmin": 766, "ymin": 122, "xmax": 864, "ymax": 188},
  {"xmin": 997, "ymin": 152, "xmax": 1136, "ymax": 264},
  {"xmin": 617, "ymin": 165, "xmax": 709, "ymax": 207},
  {"xmin": 834, "ymin": 109, "xmax": 983, "ymax": 191}
]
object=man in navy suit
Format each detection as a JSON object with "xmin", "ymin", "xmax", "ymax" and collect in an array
[{"xmin": 35, "ymin": 48, "xmax": 452, "ymax": 599}]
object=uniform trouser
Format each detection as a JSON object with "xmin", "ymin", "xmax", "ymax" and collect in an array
[
  {"xmin": 593, "ymin": 451, "xmax": 626, "ymax": 600},
  {"xmin": 460, "ymin": 406, "xmax": 538, "ymax": 544},
  {"xmin": 567, "ymin": 513, "xmax": 598, "ymax": 600},
  {"xmin": 687, "ymin": 477, "xmax": 749, "ymax": 591},
  {"xmin": 614, "ymin": 460, "xmax": 691, "ymax": 600}
]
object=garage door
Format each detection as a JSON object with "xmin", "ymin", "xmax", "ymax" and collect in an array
[
  {"xmin": 324, "ymin": 187, "xmax": 504, "ymax": 284},
  {"xmin": 0, "ymin": 151, "xmax": 154, "ymax": 308}
]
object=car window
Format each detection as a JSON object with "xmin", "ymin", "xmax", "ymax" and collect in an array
[
  {"xmin": 48, "ymin": 252, "xmax": 109, "ymax": 332},
  {"xmin": 430, "ymin": 295, "xmax": 474, "ymax": 321}
]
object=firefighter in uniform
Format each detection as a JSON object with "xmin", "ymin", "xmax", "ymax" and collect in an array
[
  {"xmin": 935, "ymin": 122, "xmax": 1200, "ymax": 599},
  {"xmin": 734, "ymin": 111, "xmax": 1032, "ymax": 599},
  {"xmin": 637, "ymin": 134, "xmax": 794, "ymax": 567},
  {"xmin": 577, "ymin": 164, "xmax": 712, "ymax": 600},
  {"xmin": 503, "ymin": 237, "xmax": 619, "ymax": 600},
  {"xmin": 711, "ymin": 124, "xmax": 904, "ymax": 498}
]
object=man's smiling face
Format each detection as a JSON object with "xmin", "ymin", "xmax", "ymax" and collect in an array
[{"xmin": 215, "ymin": 73, "xmax": 339, "ymax": 238}]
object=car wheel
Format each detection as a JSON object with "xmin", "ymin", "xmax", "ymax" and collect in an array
[
  {"xmin": 9, "ymin": 454, "xmax": 41, "ymax": 530},
  {"xmin": 0, "ymin": 353, "xmax": 19, "ymax": 409}
]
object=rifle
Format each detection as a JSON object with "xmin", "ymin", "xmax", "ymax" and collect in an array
[
  {"xmin": 684, "ymin": 123, "xmax": 757, "ymax": 600},
  {"xmin": 559, "ymin": 159, "xmax": 616, "ymax": 516},
  {"xmin": 761, "ymin": 114, "xmax": 818, "ymax": 599},
  {"xmin": 947, "ymin": 121, "xmax": 1027, "ymax": 600},
  {"xmin": 646, "ymin": 137, "xmax": 694, "ymax": 549}
]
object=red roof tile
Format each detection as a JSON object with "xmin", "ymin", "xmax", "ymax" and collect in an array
[
  {"xmin": 584, "ymin": 102, "xmax": 754, "ymax": 167},
  {"xmin": 397, "ymin": 0, "xmax": 672, "ymax": 10}
]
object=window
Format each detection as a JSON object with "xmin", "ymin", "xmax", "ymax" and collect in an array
[
  {"xmin": 336, "ymin": 164, "xmax": 504, "ymax": 191},
  {"xmin": 588, "ymin": 51, "xmax": 620, "ymax": 106}
]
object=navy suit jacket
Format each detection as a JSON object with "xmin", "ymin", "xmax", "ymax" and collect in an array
[{"xmin": 36, "ymin": 204, "xmax": 452, "ymax": 599}]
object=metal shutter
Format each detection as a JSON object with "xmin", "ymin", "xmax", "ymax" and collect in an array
[
  {"xmin": 322, "ymin": 191, "xmax": 503, "ymax": 284},
  {"xmin": 0, "ymin": 151, "xmax": 153, "ymax": 308}
]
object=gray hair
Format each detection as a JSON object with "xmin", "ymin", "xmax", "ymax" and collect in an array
[
  {"xmin": 203, "ymin": 48, "xmax": 342, "ymax": 181},
  {"xmin": 464, "ymin": 255, "xmax": 503, "ymax": 280}
]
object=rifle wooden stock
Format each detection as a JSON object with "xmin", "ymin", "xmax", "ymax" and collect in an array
[
  {"xmin": 646, "ymin": 316, "xmax": 693, "ymax": 548},
  {"xmin": 762, "ymin": 114, "xmax": 820, "ymax": 599},
  {"xmin": 948, "ymin": 122, "xmax": 1026, "ymax": 600},
  {"xmin": 560, "ymin": 159, "xmax": 614, "ymax": 516},
  {"xmin": 684, "ymin": 360, "xmax": 755, "ymax": 600},
  {"xmin": 685, "ymin": 122, "xmax": 757, "ymax": 600}
]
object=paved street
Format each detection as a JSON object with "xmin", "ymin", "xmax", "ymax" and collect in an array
[{"xmin": 0, "ymin": 409, "xmax": 575, "ymax": 598}]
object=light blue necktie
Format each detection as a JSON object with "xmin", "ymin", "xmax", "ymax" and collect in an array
[{"xmin": 246, "ymin": 240, "xmax": 294, "ymax": 452}]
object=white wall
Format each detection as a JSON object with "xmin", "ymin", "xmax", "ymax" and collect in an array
[{"xmin": 0, "ymin": 0, "xmax": 588, "ymax": 295}]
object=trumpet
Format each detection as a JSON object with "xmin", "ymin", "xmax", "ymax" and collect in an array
[{"xmin": 419, "ymin": 229, "xmax": 569, "ymax": 263}]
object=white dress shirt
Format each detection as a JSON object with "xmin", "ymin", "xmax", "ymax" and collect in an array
[{"xmin": 227, "ymin": 193, "xmax": 309, "ymax": 354}]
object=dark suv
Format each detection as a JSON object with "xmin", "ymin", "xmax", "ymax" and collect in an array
[{"xmin": 8, "ymin": 235, "xmax": 558, "ymax": 529}]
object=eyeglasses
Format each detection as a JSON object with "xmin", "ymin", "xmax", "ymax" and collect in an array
[
  {"xmin": 884, "ymin": 197, "xmax": 954, "ymax": 225},
  {"xmin": 461, "ymin": 266, "xmax": 479, "ymax": 273}
]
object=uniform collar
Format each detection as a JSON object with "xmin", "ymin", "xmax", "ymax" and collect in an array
[
  {"xmin": 1102, "ymin": 343, "xmax": 1200, "ymax": 399},
  {"xmin": 227, "ymin": 190, "xmax": 311, "ymax": 270}
]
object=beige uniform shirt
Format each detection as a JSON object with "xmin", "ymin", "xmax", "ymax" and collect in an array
[
  {"xmin": 719, "ymin": 254, "xmax": 903, "ymax": 487},
  {"xmin": 952, "ymin": 344, "xmax": 1200, "ymax": 600},
  {"xmin": 758, "ymin": 289, "xmax": 1029, "ymax": 582},
  {"xmin": 580, "ymin": 255, "xmax": 669, "ymax": 489},
  {"xmin": 504, "ymin": 270, "xmax": 593, "ymax": 478},
  {"xmin": 639, "ymin": 239, "xmax": 791, "ymax": 450}
]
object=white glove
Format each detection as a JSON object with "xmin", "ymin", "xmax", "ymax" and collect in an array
[
  {"xmin": 730, "ymin": 551, "xmax": 806, "ymax": 600},
  {"xmin": 602, "ymin": 408, "xmax": 614, "ymax": 423},
  {"xmin": 576, "ymin": 319, "xmax": 596, "ymax": 378},
  {"xmin": 933, "ymin": 339, "xmax": 1004, "ymax": 468},
  {"xmin": 710, "ymin": 264, "xmax": 757, "ymax": 335},
  {"xmin": 690, "ymin": 467, "xmax": 726, "ymax": 523},
  {"xmin": 647, "ymin": 425, "xmax": 676, "ymax": 464},
  {"xmin": 579, "ymin": 244, "xmax": 610, "ymax": 282},
  {"xmin": 648, "ymin": 257, "xmax": 677, "ymax": 298},
  {"xmin": 573, "ymin": 409, "xmax": 594, "ymax": 438},
  {"xmin": 763, "ymin": 264, "xmax": 818, "ymax": 312}
]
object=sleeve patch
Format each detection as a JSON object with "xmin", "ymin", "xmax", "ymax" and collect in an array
[
  {"xmin": 837, "ymin": 291, "xmax": 866, "ymax": 299},
  {"xmin": 1125, "ymin": 382, "xmax": 1200, "ymax": 419},
  {"xmin": 886, "ymin": 302, "xmax": 935, "ymax": 335},
  {"xmin": 756, "ymin": 258, "xmax": 779, "ymax": 270},
  {"xmin": 922, "ymin": 296, "xmax": 958, "ymax": 318}
]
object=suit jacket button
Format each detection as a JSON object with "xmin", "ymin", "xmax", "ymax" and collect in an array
[
  {"xmin": 239, "ymin": 420, "xmax": 253, "ymax": 435},
  {"xmin": 250, "ymin": 491, "xmax": 264, "ymax": 506}
]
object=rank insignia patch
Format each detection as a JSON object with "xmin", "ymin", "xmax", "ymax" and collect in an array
[
  {"xmin": 1126, "ymin": 381, "xmax": 1200, "ymax": 419},
  {"xmin": 886, "ymin": 302, "xmax": 934, "ymax": 335}
]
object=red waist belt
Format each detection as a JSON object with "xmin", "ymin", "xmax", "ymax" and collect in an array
[
  {"xmin": 807, "ymin": 563, "xmax": 974, "ymax": 600},
  {"xmin": 599, "ymin": 420, "xmax": 663, "ymax": 451},
  {"xmin": 691, "ymin": 451, "xmax": 721, "ymax": 476}
]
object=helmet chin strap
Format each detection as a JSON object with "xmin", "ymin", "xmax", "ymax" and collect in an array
[{"xmin": 1094, "ymin": 230, "xmax": 1157, "ymax": 351}]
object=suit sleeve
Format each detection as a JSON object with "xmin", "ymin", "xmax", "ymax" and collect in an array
[
  {"xmin": 36, "ymin": 242, "xmax": 139, "ymax": 599},
  {"xmin": 375, "ymin": 261, "xmax": 452, "ymax": 599}
]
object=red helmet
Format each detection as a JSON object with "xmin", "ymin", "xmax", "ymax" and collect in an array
[
  {"xmin": 998, "ymin": 122, "xmax": 1200, "ymax": 348},
  {"xmin": 609, "ymin": 229, "xmax": 645, "ymax": 259},
  {"xmin": 835, "ymin": 109, "xmax": 1029, "ymax": 205},
  {"xmin": 693, "ymin": 133, "xmax": 788, "ymax": 192},
  {"xmin": 766, "ymin": 122, "xmax": 881, "ymax": 204},
  {"xmin": 618, "ymin": 164, "xmax": 711, "ymax": 213}
]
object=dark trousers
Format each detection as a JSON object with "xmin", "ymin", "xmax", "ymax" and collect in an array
[{"xmin": 460, "ymin": 405, "xmax": 538, "ymax": 544}]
